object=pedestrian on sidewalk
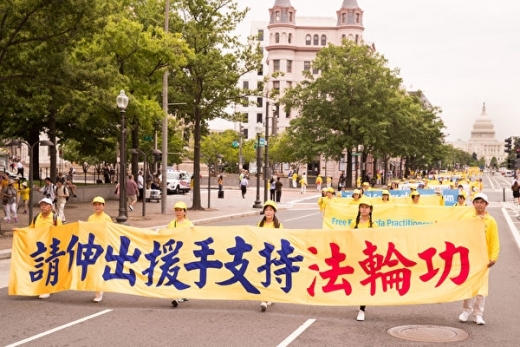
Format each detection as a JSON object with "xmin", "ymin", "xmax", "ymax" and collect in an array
[
  {"xmin": 2, "ymin": 179, "xmax": 18, "ymax": 223},
  {"xmin": 87, "ymin": 196, "xmax": 113, "ymax": 303},
  {"xmin": 55, "ymin": 179, "xmax": 69, "ymax": 223},
  {"xmin": 275, "ymin": 177, "xmax": 283, "ymax": 202},
  {"xmin": 240, "ymin": 175, "xmax": 248, "ymax": 199},
  {"xmin": 126, "ymin": 174, "xmax": 139, "ymax": 211},
  {"xmin": 458, "ymin": 193, "xmax": 500, "ymax": 326},
  {"xmin": 137, "ymin": 171, "xmax": 144, "ymax": 201},
  {"xmin": 257, "ymin": 200, "xmax": 283, "ymax": 312},
  {"xmin": 39, "ymin": 177, "xmax": 56, "ymax": 209},
  {"xmin": 167, "ymin": 201, "xmax": 193, "ymax": 307},
  {"xmin": 315, "ymin": 174, "xmax": 322, "ymax": 192},
  {"xmin": 269, "ymin": 177, "xmax": 276, "ymax": 200},
  {"xmin": 292, "ymin": 171, "xmax": 298, "ymax": 188}
]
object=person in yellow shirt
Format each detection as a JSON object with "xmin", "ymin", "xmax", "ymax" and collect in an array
[
  {"xmin": 19, "ymin": 182, "xmax": 30, "ymax": 214},
  {"xmin": 315, "ymin": 174, "xmax": 323, "ymax": 191},
  {"xmin": 87, "ymin": 196, "xmax": 112, "ymax": 303},
  {"xmin": 257, "ymin": 200, "xmax": 283, "ymax": 312},
  {"xmin": 299, "ymin": 172, "xmax": 307, "ymax": 194},
  {"xmin": 458, "ymin": 193, "xmax": 499, "ymax": 325},
  {"xmin": 326, "ymin": 175, "xmax": 332, "ymax": 188},
  {"xmin": 381, "ymin": 190, "xmax": 390, "ymax": 203},
  {"xmin": 356, "ymin": 176, "xmax": 361, "ymax": 188},
  {"xmin": 434, "ymin": 187, "xmax": 445, "ymax": 206},
  {"xmin": 320, "ymin": 187, "xmax": 335, "ymax": 217},
  {"xmin": 350, "ymin": 189, "xmax": 362, "ymax": 205},
  {"xmin": 410, "ymin": 191, "xmax": 421, "ymax": 205},
  {"xmin": 15, "ymin": 198, "xmax": 63, "ymax": 299},
  {"xmin": 348, "ymin": 197, "xmax": 377, "ymax": 321},
  {"xmin": 292, "ymin": 172, "xmax": 298, "ymax": 188},
  {"xmin": 167, "ymin": 201, "xmax": 193, "ymax": 307},
  {"xmin": 454, "ymin": 191, "xmax": 467, "ymax": 206}
]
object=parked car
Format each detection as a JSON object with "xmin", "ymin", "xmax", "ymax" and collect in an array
[{"xmin": 166, "ymin": 170, "xmax": 191, "ymax": 194}]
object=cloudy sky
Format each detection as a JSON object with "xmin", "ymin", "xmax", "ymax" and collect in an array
[{"xmin": 233, "ymin": 0, "xmax": 520, "ymax": 143}]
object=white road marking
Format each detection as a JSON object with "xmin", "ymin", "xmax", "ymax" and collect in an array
[
  {"xmin": 284, "ymin": 213, "xmax": 322, "ymax": 222},
  {"xmin": 276, "ymin": 318, "xmax": 316, "ymax": 347},
  {"xmin": 5, "ymin": 309, "xmax": 113, "ymax": 347},
  {"xmin": 502, "ymin": 208, "xmax": 520, "ymax": 252}
]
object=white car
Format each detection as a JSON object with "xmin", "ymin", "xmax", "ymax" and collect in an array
[{"xmin": 166, "ymin": 170, "xmax": 191, "ymax": 194}]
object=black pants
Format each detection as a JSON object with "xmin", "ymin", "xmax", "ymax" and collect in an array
[
  {"xmin": 270, "ymin": 189, "xmax": 275, "ymax": 200},
  {"xmin": 275, "ymin": 190, "xmax": 282, "ymax": 202},
  {"xmin": 241, "ymin": 185, "xmax": 247, "ymax": 197}
]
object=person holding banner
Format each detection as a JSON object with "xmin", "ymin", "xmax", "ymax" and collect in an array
[
  {"xmin": 410, "ymin": 191, "xmax": 421, "ymax": 205},
  {"xmin": 87, "ymin": 196, "xmax": 113, "ymax": 303},
  {"xmin": 167, "ymin": 201, "xmax": 193, "ymax": 307},
  {"xmin": 381, "ymin": 190, "xmax": 390, "ymax": 203},
  {"xmin": 257, "ymin": 200, "xmax": 283, "ymax": 312},
  {"xmin": 348, "ymin": 197, "xmax": 377, "ymax": 321},
  {"xmin": 458, "ymin": 193, "xmax": 500, "ymax": 325},
  {"xmin": 349, "ymin": 189, "xmax": 362, "ymax": 205},
  {"xmin": 454, "ymin": 191, "xmax": 467, "ymax": 207}
]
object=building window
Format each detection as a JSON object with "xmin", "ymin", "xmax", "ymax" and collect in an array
[
  {"xmin": 258, "ymin": 64, "xmax": 263, "ymax": 76},
  {"xmin": 289, "ymin": 12, "xmax": 293, "ymax": 22},
  {"xmin": 243, "ymin": 129, "xmax": 249, "ymax": 139},
  {"xmin": 257, "ymin": 97, "xmax": 263, "ymax": 108},
  {"xmin": 273, "ymin": 80, "xmax": 280, "ymax": 92},
  {"xmin": 257, "ymin": 113, "xmax": 263, "ymax": 123},
  {"xmin": 304, "ymin": 61, "xmax": 311, "ymax": 71},
  {"xmin": 312, "ymin": 67, "xmax": 319, "ymax": 75},
  {"xmin": 313, "ymin": 34, "xmax": 319, "ymax": 45},
  {"xmin": 348, "ymin": 12, "xmax": 354, "ymax": 24},
  {"xmin": 342, "ymin": 34, "xmax": 346, "ymax": 41},
  {"xmin": 275, "ymin": 33, "xmax": 280, "ymax": 43},
  {"xmin": 257, "ymin": 81, "xmax": 264, "ymax": 93},
  {"xmin": 286, "ymin": 60, "xmax": 292, "ymax": 73},
  {"xmin": 342, "ymin": 13, "xmax": 346, "ymax": 23},
  {"xmin": 242, "ymin": 81, "xmax": 249, "ymax": 90},
  {"xmin": 258, "ymin": 30, "xmax": 264, "ymax": 41},
  {"xmin": 273, "ymin": 59, "xmax": 280, "ymax": 71},
  {"xmin": 305, "ymin": 34, "xmax": 311, "ymax": 45},
  {"xmin": 321, "ymin": 35, "xmax": 326, "ymax": 46},
  {"xmin": 286, "ymin": 81, "xmax": 292, "ymax": 89},
  {"xmin": 275, "ymin": 11, "xmax": 280, "ymax": 21},
  {"xmin": 355, "ymin": 34, "xmax": 359, "ymax": 44},
  {"xmin": 356, "ymin": 13, "xmax": 360, "ymax": 23},
  {"xmin": 241, "ymin": 96, "xmax": 248, "ymax": 106},
  {"xmin": 288, "ymin": 33, "xmax": 292, "ymax": 44}
]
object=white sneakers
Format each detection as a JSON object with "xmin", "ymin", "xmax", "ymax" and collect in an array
[
  {"xmin": 459, "ymin": 311, "xmax": 485, "ymax": 325},
  {"xmin": 356, "ymin": 310, "xmax": 365, "ymax": 321},
  {"xmin": 93, "ymin": 292, "xmax": 103, "ymax": 303},
  {"xmin": 458, "ymin": 311, "xmax": 471, "ymax": 322},
  {"xmin": 260, "ymin": 301, "xmax": 273, "ymax": 312},
  {"xmin": 38, "ymin": 294, "xmax": 50, "ymax": 299}
]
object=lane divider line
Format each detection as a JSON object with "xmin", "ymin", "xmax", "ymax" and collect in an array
[
  {"xmin": 277, "ymin": 318, "xmax": 316, "ymax": 347},
  {"xmin": 502, "ymin": 207, "xmax": 520, "ymax": 252},
  {"xmin": 5, "ymin": 309, "xmax": 113, "ymax": 347}
]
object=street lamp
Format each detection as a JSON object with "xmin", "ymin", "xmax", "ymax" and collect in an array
[
  {"xmin": 130, "ymin": 148, "xmax": 162, "ymax": 217},
  {"xmin": 263, "ymin": 103, "xmax": 277, "ymax": 203},
  {"xmin": 6, "ymin": 139, "xmax": 54, "ymax": 223},
  {"xmin": 253, "ymin": 122, "xmax": 263, "ymax": 208},
  {"xmin": 116, "ymin": 90, "xmax": 129, "ymax": 223}
]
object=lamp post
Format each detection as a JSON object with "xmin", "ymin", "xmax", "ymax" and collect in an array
[
  {"xmin": 6, "ymin": 139, "xmax": 54, "ymax": 223},
  {"xmin": 116, "ymin": 90, "xmax": 129, "ymax": 223},
  {"xmin": 263, "ymin": 103, "xmax": 277, "ymax": 203},
  {"xmin": 130, "ymin": 148, "xmax": 162, "ymax": 217},
  {"xmin": 253, "ymin": 122, "xmax": 263, "ymax": 208}
]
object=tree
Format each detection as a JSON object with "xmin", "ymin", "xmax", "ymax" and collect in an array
[{"xmin": 168, "ymin": 0, "xmax": 262, "ymax": 209}]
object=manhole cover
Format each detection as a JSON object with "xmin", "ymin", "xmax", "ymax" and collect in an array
[{"xmin": 387, "ymin": 325, "xmax": 469, "ymax": 343}]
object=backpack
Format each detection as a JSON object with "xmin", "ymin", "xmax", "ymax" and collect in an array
[{"xmin": 33, "ymin": 212, "xmax": 58, "ymax": 227}]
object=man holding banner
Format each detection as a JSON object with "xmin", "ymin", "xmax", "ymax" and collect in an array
[{"xmin": 458, "ymin": 193, "xmax": 500, "ymax": 325}]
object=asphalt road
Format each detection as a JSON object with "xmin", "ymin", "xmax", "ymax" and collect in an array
[{"xmin": 2, "ymin": 175, "xmax": 520, "ymax": 346}]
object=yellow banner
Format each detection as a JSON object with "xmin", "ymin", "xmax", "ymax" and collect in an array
[
  {"xmin": 324, "ymin": 198, "xmax": 474, "ymax": 229},
  {"xmin": 9, "ymin": 220, "xmax": 488, "ymax": 306}
]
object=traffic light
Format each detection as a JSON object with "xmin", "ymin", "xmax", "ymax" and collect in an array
[
  {"xmin": 505, "ymin": 137, "xmax": 512, "ymax": 153},
  {"xmin": 153, "ymin": 152, "xmax": 162, "ymax": 163},
  {"xmin": 508, "ymin": 158, "xmax": 515, "ymax": 170}
]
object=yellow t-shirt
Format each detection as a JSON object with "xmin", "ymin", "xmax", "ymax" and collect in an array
[
  {"xmin": 19, "ymin": 187, "xmax": 30, "ymax": 201},
  {"xmin": 316, "ymin": 176, "xmax": 322, "ymax": 184},
  {"xmin": 30, "ymin": 213, "xmax": 63, "ymax": 228},
  {"xmin": 168, "ymin": 218, "xmax": 194, "ymax": 228},
  {"xmin": 257, "ymin": 220, "xmax": 284, "ymax": 228},
  {"xmin": 87, "ymin": 212, "xmax": 113, "ymax": 222},
  {"xmin": 349, "ymin": 219, "xmax": 378, "ymax": 229}
]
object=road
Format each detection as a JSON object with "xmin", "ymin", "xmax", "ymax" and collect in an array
[{"xmin": 2, "ymin": 174, "xmax": 520, "ymax": 346}]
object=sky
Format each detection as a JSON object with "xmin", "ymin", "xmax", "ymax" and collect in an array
[{"xmin": 229, "ymin": 0, "xmax": 520, "ymax": 143}]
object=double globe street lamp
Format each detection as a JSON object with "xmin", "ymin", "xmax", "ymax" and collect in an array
[
  {"xmin": 253, "ymin": 122, "xmax": 264, "ymax": 208},
  {"xmin": 116, "ymin": 90, "xmax": 129, "ymax": 224}
]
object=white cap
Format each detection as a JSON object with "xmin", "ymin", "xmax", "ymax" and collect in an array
[
  {"xmin": 473, "ymin": 193, "xmax": 488, "ymax": 203},
  {"xmin": 39, "ymin": 198, "xmax": 54, "ymax": 205}
]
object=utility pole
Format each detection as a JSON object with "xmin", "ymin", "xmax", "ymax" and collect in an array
[{"xmin": 161, "ymin": 0, "xmax": 170, "ymax": 214}]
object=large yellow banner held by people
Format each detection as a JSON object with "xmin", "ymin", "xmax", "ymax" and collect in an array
[{"xmin": 9, "ymin": 220, "xmax": 488, "ymax": 306}]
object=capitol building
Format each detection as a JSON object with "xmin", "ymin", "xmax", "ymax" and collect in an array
[{"xmin": 450, "ymin": 104, "xmax": 506, "ymax": 167}]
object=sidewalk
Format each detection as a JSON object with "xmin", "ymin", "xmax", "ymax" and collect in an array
[{"xmin": 0, "ymin": 186, "xmax": 318, "ymax": 259}]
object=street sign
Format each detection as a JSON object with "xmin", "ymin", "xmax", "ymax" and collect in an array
[
  {"xmin": 352, "ymin": 152, "xmax": 361, "ymax": 156},
  {"xmin": 259, "ymin": 138, "xmax": 266, "ymax": 146},
  {"xmin": 143, "ymin": 135, "xmax": 153, "ymax": 142},
  {"xmin": 232, "ymin": 141, "xmax": 239, "ymax": 148}
]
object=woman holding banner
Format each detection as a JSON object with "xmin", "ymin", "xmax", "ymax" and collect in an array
[
  {"xmin": 349, "ymin": 197, "xmax": 377, "ymax": 321},
  {"xmin": 167, "ymin": 201, "xmax": 193, "ymax": 308},
  {"xmin": 257, "ymin": 200, "xmax": 283, "ymax": 312}
]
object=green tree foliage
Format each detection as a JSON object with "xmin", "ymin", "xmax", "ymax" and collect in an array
[{"xmin": 167, "ymin": 0, "xmax": 262, "ymax": 209}]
